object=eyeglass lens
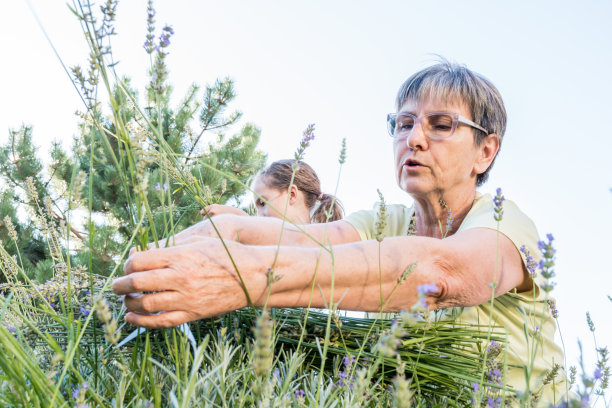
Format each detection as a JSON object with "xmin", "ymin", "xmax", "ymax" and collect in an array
[{"xmin": 392, "ymin": 113, "xmax": 455, "ymax": 139}]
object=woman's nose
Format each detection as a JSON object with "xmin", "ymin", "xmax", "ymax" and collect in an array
[{"xmin": 405, "ymin": 121, "xmax": 427, "ymax": 150}]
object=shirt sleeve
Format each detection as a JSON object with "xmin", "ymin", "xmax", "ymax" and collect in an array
[
  {"xmin": 344, "ymin": 203, "xmax": 413, "ymax": 241},
  {"xmin": 459, "ymin": 194, "xmax": 547, "ymax": 300}
]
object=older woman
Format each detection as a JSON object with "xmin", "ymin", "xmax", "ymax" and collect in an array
[{"xmin": 113, "ymin": 61, "xmax": 566, "ymax": 404}]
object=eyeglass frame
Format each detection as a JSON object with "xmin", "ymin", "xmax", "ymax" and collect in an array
[{"xmin": 386, "ymin": 111, "xmax": 489, "ymax": 140}]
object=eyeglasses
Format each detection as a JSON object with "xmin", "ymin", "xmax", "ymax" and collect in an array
[{"xmin": 387, "ymin": 112, "xmax": 488, "ymax": 140}]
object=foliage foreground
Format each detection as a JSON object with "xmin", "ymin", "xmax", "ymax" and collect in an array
[{"xmin": 0, "ymin": 1, "xmax": 610, "ymax": 407}]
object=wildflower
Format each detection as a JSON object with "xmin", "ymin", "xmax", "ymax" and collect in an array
[
  {"xmin": 375, "ymin": 320, "xmax": 404, "ymax": 357},
  {"xmin": 72, "ymin": 381, "xmax": 88, "ymax": 403},
  {"xmin": 154, "ymin": 182, "xmax": 168, "ymax": 191},
  {"xmin": 391, "ymin": 374, "xmax": 413, "ymax": 407},
  {"xmin": 487, "ymin": 367, "xmax": 502, "ymax": 385},
  {"xmin": 159, "ymin": 25, "xmax": 173, "ymax": 48},
  {"xmin": 336, "ymin": 354, "xmax": 355, "ymax": 388},
  {"xmin": 586, "ymin": 312, "xmax": 595, "ymax": 332},
  {"xmin": 569, "ymin": 366, "xmax": 577, "ymax": 385},
  {"xmin": 252, "ymin": 310, "xmax": 274, "ymax": 378},
  {"xmin": 3, "ymin": 216, "xmax": 18, "ymax": 242},
  {"xmin": 338, "ymin": 138, "xmax": 347, "ymax": 164},
  {"xmin": 547, "ymin": 299, "xmax": 559, "ymax": 318},
  {"xmin": 537, "ymin": 233, "xmax": 556, "ymax": 292},
  {"xmin": 438, "ymin": 198, "xmax": 453, "ymax": 237},
  {"xmin": 397, "ymin": 262, "xmax": 417, "ymax": 284},
  {"xmin": 375, "ymin": 189, "xmax": 387, "ymax": 242},
  {"xmin": 581, "ymin": 395, "xmax": 590, "ymax": 407},
  {"xmin": 594, "ymin": 368, "xmax": 603, "ymax": 380},
  {"xmin": 294, "ymin": 124, "xmax": 315, "ymax": 161},
  {"xmin": 95, "ymin": 296, "xmax": 120, "ymax": 344},
  {"xmin": 143, "ymin": 0, "xmax": 156, "ymax": 54},
  {"xmin": 487, "ymin": 396, "xmax": 501, "ymax": 408},
  {"xmin": 417, "ymin": 283, "xmax": 438, "ymax": 297},
  {"xmin": 414, "ymin": 283, "xmax": 438, "ymax": 310},
  {"xmin": 80, "ymin": 307, "xmax": 90, "ymax": 317},
  {"xmin": 407, "ymin": 214, "xmax": 417, "ymax": 236},
  {"xmin": 493, "ymin": 188, "xmax": 504, "ymax": 221},
  {"xmin": 294, "ymin": 389, "xmax": 305, "ymax": 400},
  {"xmin": 519, "ymin": 245, "xmax": 537, "ymax": 278},
  {"xmin": 8, "ymin": 326, "xmax": 16, "ymax": 333}
]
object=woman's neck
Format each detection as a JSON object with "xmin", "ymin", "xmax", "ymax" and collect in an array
[{"xmin": 411, "ymin": 187, "xmax": 476, "ymax": 239}]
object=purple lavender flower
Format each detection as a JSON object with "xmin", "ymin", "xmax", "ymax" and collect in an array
[
  {"xmin": 493, "ymin": 188, "xmax": 505, "ymax": 221},
  {"xmin": 537, "ymin": 233, "xmax": 557, "ymax": 292},
  {"xmin": 581, "ymin": 395, "xmax": 590, "ymax": 407},
  {"xmin": 336, "ymin": 354, "xmax": 355, "ymax": 388},
  {"xmin": 8, "ymin": 326, "xmax": 16, "ymax": 333},
  {"xmin": 520, "ymin": 245, "xmax": 537, "ymax": 278},
  {"xmin": 547, "ymin": 299, "xmax": 559, "ymax": 318},
  {"xmin": 417, "ymin": 283, "xmax": 438, "ymax": 297},
  {"xmin": 294, "ymin": 124, "xmax": 315, "ymax": 161},
  {"xmin": 159, "ymin": 26, "xmax": 173, "ymax": 48},
  {"xmin": 487, "ymin": 396, "xmax": 501, "ymax": 408},
  {"xmin": 272, "ymin": 368, "xmax": 280, "ymax": 378},
  {"xmin": 594, "ymin": 368, "xmax": 603, "ymax": 380},
  {"xmin": 487, "ymin": 367, "xmax": 502, "ymax": 385},
  {"xmin": 154, "ymin": 182, "xmax": 169, "ymax": 192},
  {"xmin": 143, "ymin": 1, "xmax": 156, "ymax": 54},
  {"xmin": 586, "ymin": 312, "xmax": 595, "ymax": 332},
  {"xmin": 471, "ymin": 381, "xmax": 479, "ymax": 392},
  {"xmin": 445, "ymin": 208, "xmax": 454, "ymax": 235},
  {"xmin": 294, "ymin": 389, "xmax": 305, "ymax": 400},
  {"xmin": 80, "ymin": 307, "xmax": 90, "ymax": 317}
]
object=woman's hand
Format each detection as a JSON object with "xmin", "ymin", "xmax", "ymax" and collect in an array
[
  {"xmin": 114, "ymin": 238, "xmax": 269, "ymax": 328},
  {"xmin": 201, "ymin": 204, "xmax": 248, "ymax": 218}
]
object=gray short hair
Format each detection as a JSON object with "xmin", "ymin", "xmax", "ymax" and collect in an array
[{"xmin": 395, "ymin": 60, "xmax": 506, "ymax": 186}]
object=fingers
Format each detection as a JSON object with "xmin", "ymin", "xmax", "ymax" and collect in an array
[
  {"xmin": 129, "ymin": 237, "xmax": 177, "ymax": 256},
  {"xmin": 123, "ymin": 247, "xmax": 178, "ymax": 274},
  {"xmin": 113, "ymin": 269, "xmax": 178, "ymax": 294},
  {"xmin": 201, "ymin": 204, "xmax": 217, "ymax": 217},
  {"xmin": 125, "ymin": 310, "xmax": 194, "ymax": 329},
  {"xmin": 123, "ymin": 290, "xmax": 181, "ymax": 314}
]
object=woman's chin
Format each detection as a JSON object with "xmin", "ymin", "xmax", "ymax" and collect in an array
[{"xmin": 399, "ymin": 179, "xmax": 431, "ymax": 196}]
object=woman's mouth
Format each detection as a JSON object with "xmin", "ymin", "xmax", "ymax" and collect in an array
[{"xmin": 404, "ymin": 159, "xmax": 424, "ymax": 168}]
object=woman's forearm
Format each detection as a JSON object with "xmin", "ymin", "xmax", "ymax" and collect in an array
[{"xmin": 262, "ymin": 237, "xmax": 442, "ymax": 312}]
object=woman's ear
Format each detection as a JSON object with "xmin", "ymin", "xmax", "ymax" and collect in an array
[
  {"xmin": 474, "ymin": 133, "xmax": 500, "ymax": 175},
  {"xmin": 288, "ymin": 184, "xmax": 299, "ymax": 205}
]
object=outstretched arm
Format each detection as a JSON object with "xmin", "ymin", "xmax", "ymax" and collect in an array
[
  {"xmin": 170, "ymin": 214, "xmax": 362, "ymax": 248},
  {"xmin": 201, "ymin": 204, "xmax": 249, "ymax": 218},
  {"xmin": 113, "ymin": 227, "xmax": 529, "ymax": 328}
]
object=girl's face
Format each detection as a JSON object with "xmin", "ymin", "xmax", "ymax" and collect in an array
[
  {"xmin": 252, "ymin": 176, "xmax": 310, "ymax": 224},
  {"xmin": 252, "ymin": 176, "xmax": 291, "ymax": 219}
]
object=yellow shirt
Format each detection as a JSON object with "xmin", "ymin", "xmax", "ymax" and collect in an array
[{"xmin": 345, "ymin": 192, "xmax": 568, "ymax": 406}]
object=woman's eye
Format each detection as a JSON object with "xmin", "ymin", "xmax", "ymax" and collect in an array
[
  {"xmin": 434, "ymin": 124, "xmax": 452, "ymax": 130},
  {"xmin": 256, "ymin": 199, "xmax": 265, "ymax": 207}
]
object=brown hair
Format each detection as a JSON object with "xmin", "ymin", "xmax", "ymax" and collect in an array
[{"xmin": 258, "ymin": 159, "xmax": 344, "ymax": 223}]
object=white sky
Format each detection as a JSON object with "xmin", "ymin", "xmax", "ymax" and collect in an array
[{"xmin": 2, "ymin": 0, "xmax": 612, "ymax": 391}]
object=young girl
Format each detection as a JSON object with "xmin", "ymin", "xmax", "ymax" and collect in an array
[{"xmin": 202, "ymin": 159, "xmax": 343, "ymax": 224}]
